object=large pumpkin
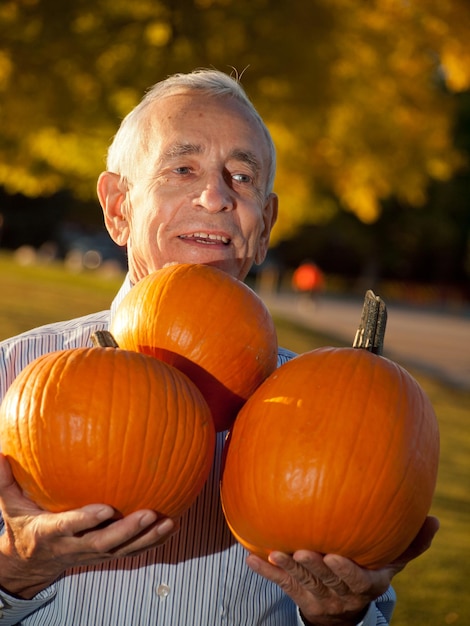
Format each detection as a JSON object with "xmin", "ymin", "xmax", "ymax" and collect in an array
[
  {"xmin": 220, "ymin": 340, "xmax": 440, "ymax": 569},
  {"xmin": 110, "ymin": 263, "xmax": 278, "ymax": 432},
  {"xmin": 0, "ymin": 345, "xmax": 215, "ymax": 517}
]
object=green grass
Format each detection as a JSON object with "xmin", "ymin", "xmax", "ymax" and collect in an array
[
  {"xmin": 0, "ymin": 251, "xmax": 468, "ymax": 625},
  {"xmin": 0, "ymin": 251, "xmax": 123, "ymax": 339}
]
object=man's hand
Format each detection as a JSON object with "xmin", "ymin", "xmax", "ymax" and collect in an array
[
  {"xmin": 0, "ymin": 453, "xmax": 178, "ymax": 599},
  {"xmin": 246, "ymin": 516, "xmax": 440, "ymax": 626}
]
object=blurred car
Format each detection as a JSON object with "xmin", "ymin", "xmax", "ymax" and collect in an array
[{"xmin": 58, "ymin": 225, "xmax": 127, "ymax": 273}]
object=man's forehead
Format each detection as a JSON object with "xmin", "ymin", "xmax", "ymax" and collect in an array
[
  {"xmin": 146, "ymin": 92, "xmax": 272, "ymax": 181},
  {"xmin": 153, "ymin": 91, "xmax": 263, "ymax": 132}
]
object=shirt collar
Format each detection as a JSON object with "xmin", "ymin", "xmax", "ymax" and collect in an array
[{"xmin": 110, "ymin": 273, "xmax": 133, "ymax": 324}]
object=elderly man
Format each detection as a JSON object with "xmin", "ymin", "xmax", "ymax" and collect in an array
[{"xmin": 0, "ymin": 69, "xmax": 438, "ymax": 625}]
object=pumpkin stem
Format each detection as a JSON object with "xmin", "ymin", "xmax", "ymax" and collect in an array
[
  {"xmin": 353, "ymin": 290, "xmax": 387, "ymax": 355},
  {"xmin": 91, "ymin": 330, "xmax": 120, "ymax": 348}
]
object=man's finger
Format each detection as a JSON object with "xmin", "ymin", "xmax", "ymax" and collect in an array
[
  {"xmin": 52, "ymin": 504, "xmax": 118, "ymax": 537},
  {"xmin": 0, "ymin": 453, "xmax": 17, "ymax": 490},
  {"xmin": 390, "ymin": 516, "xmax": 440, "ymax": 571}
]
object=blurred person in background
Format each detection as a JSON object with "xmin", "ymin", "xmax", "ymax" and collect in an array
[{"xmin": 292, "ymin": 259, "xmax": 326, "ymax": 308}]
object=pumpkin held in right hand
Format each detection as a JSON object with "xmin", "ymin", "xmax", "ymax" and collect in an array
[
  {"xmin": 220, "ymin": 295, "xmax": 440, "ymax": 569},
  {"xmin": 0, "ymin": 344, "xmax": 215, "ymax": 517}
]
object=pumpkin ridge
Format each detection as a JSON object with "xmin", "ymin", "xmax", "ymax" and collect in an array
[
  {"xmin": 327, "ymin": 355, "xmax": 408, "ymax": 561},
  {"xmin": 38, "ymin": 353, "xmax": 65, "ymax": 506},
  {"xmin": 167, "ymin": 374, "xmax": 213, "ymax": 515},
  {"xmin": 12, "ymin": 365, "xmax": 34, "ymax": 497},
  {"xmin": 61, "ymin": 349, "xmax": 103, "ymax": 508},
  {"xmin": 3, "ymin": 363, "xmax": 39, "ymax": 501},
  {"xmin": 137, "ymin": 357, "xmax": 168, "ymax": 511},
  {"xmin": 160, "ymin": 366, "xmax": 185, "ymax": 513},
  {"xmin": 318, "ymin": 358, "xmax": 368, "ymax": 552},
  {"xmin": 36, "ymin": 352, "xmax": 70, "ymax": 506},
  {"xmin": 109, "ymin": 350, "xmax": 137, "ymax": 510},
  {"xmin": 89, "ymin": 349, "xmax": 115, "ymax": 507},
  {"xmin": 357, "ymin": 363, "xmax": 438, "ymax": 564},
  {"xmin": 23, "ymin": 352, "xmax": 71, "ymax": 508},
  {"xmin": 155, "ymin": 368, "xmax": 186, "ymax": 514},
  {"xmin": 343, "ymin": 357, "xmax": 394, "ymax": 528},
  {"xmin": 289, "ymin": 351, "xmax": 356, "ymax": 549},
  {"xmin": 124, "ymin": 356, "xmax": 168, "ymax": 514},
  {"xmin": 320, "ymin": 353, "xmax": 369, "ymax": 552}
]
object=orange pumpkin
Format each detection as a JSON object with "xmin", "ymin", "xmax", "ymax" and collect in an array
[
  {"xmin": 110, "ymin": 263, "xmax": 278, "ymax": 432},
  {"xmin": 0, "ymin": 345, "xmax": 215, "ymax": 517},
  {"xmin": 220, "ymin": 346, "xmax": 440, "ymax": 569}
]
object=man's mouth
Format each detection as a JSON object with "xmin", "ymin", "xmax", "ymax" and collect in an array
[{"xmin": 179, "ymin": 232, "xmax": 231, "ymax": 245}]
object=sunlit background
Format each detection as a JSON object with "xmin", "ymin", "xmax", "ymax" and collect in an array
[{"xmin": 0, "ymin": 0, "xmax": 469, "ymax": 306}]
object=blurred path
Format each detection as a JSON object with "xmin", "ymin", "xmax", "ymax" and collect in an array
[{"xmin": 263, "ymin": 292, "xmax": 470, "ymax": 391}]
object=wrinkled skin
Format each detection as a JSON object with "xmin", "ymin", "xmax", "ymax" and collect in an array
[
  {"xmin": 98, "ymin": 93, "xmax": 278, "ymax": 284},
  {"xmin": 246, "ymin": 518, "xmax": 439, "ymax": 625}
]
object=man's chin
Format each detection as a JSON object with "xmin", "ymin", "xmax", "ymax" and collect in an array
[
  {"xmin": 130, "ymin": 256, "xmax": 248, "ymax": 282},
  {"xmin": 165, "ymin": 254, "xmax": 245, "ymax": 279}
]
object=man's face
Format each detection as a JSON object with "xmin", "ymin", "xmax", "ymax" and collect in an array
[{"xmin": 101, "ymin": 92, "xmax": 277, "ymax": 283}]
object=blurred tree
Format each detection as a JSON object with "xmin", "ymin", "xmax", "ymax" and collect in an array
[{"xmin": 0, "ymin": 0, "xmax": 469, "ymax": 244}]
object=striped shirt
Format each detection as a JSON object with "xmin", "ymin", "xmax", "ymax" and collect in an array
[{"xmin": 0, "ymin": 276, "xmax": 395, "ymax": 625}]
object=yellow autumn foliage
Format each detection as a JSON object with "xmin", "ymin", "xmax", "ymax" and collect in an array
[{"xmin": 0, "ymin": 0, "xmax": 469, "ymax": 239}]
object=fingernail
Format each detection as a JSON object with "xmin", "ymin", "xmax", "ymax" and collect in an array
[
  {"xmin": 139, "ymin": 511, "xmax": 159, "ymax": 527},
  {"xmin": 156, "ymin": 518, "xmax": 175, "ymax": 535},
  {"xmin": 83, "ymin": 504, "xmax": 115, "ymax": 520},
  {"xmin": 246, "ymin": 554, "xmax": 261, "ymax": 572},
  {"xmin": 268, "ymin": 551, "xmax": 287, "ymax": 566}
]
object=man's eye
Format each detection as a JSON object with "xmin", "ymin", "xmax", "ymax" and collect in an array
[
  {"xmin": 174, "ymin": 166, "xmax": 192, "ymax": 175},
  {"xmin": 232, "ymin": 173, "xmax": 252, "ymax": 184}
]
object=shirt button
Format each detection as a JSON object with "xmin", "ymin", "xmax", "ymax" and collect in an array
[{"xmin": 156, "ymin": 583, "xmax": 171, "ymax": 598}]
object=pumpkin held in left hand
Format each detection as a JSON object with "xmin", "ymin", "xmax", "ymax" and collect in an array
[
  {"xmin": 0, "ymin": 345, "xmax": 215, "ymax": 517},
  {"xmin": 220, "ymin": 292, "xmax": 440, "ymax": 569}
]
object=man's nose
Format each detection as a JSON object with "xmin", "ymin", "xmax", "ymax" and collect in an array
[{"xmin": 193, "ymin": 173, "xmax": 235, "ymax": 213}]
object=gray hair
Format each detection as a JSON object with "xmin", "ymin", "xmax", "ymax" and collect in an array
[{"xmin": 106, "ymin": 69, "xmax": 276, "ymax": 195}]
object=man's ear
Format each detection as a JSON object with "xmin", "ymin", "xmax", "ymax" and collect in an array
[
  {"xmin": 254, "ymin": 193, "xmax": 278, "ymax": 265},
  {"xmin": 97, "ymin": 171, "xmax": 130, "ymax": 246}
]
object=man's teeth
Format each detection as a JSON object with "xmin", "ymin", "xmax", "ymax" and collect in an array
[{"xmin": 181, "ymin": 233, "xmax": 230, "ymax": 244}]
